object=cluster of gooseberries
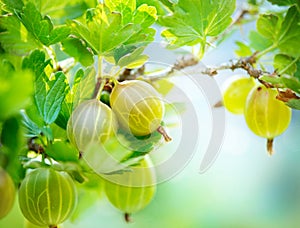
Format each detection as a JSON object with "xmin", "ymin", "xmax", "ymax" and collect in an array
[
  {"xmin": 222, "ymin": 76, "xmax": 291, "ymax": 155},
  {"xmin": 5, "ymin": 79, "xmax": 169, "ymax": 227}
]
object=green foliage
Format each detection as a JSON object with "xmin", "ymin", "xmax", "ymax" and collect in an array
[
  {"xmin": 70, "ymin": 1, "xmax": 157, "ymax": 66},
  {"xmin": 0, "ymin": 14, "xmax": 39, "ymax": 55},
  {"xmin": 253, "ymin": 5, "xmax": 300, "ymax": 57},
  {"xmin": 61, "ymin": 37, "xmax": 94, "ymax": 67},
  {"xmin": 15, "ymin": 3, "xmax": 70, "ymax": 46},
  {"xmin": 159, "ymin": 0, "xmax": 236, "ymax": 58}
]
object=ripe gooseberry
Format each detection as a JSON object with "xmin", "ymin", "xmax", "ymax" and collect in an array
[
  {"xmin": 18, "ymin": 168, "xmax": 77, "ymax": 227},
  {"xmin": 0, "ymin": 168, "xmax": 15, "ymax": 219},
  {"xmin": 67, "ymin": 99, "xmax": 116, "ymax": 152},
  {"xmin": 244, "ymin": 86, "xmax": 291, "ymax": 155},
  {"xmin": 222, "ymin": 76, "xmax": 256, "ymax": 114},
  {"xmin": 110, "ymin": 80, "xmax": 167, "ymax": 138}
]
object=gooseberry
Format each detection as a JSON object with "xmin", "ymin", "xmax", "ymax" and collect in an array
[
  {"xmin": 110, "ymin": 80, "xmax": 164, "ymax": 136},
  {"xmin": 104, "ymin": 156, "xmax": 156, "ymax": 221},
  {"xmin": 18, "ymin": 168, "xmax": 77, "ymax": 227},
  {"xmin": 67, "ymin": 99, "xmax": 116, "ymax": 152},
  {"xmin": 222, "ymin": 76, "xmax": 256, "ymax": 114},
  {"xmin": 244, "ymin": 86, "xmax": 291, "ymax": 155},
  {"xmin": 0, "ymin": 168, "xmax": 15, "ymax": 219}
]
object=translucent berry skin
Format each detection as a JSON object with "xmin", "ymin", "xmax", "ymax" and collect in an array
[
  {"xmin": 244, "ymin": 86, "xmax": 291, "ymax": 139},
  {"xmin": 110, "ymin": 80, "xmax": 164, "ymax": 136},
  {"xmin": 18, "ymin": 168, "xmax": 77, "ymax": 227},
  {"xmin": 104, "ymin": 156, "xmax": 156, "ymax": 214},
  {"xmin": 67, "ymin": 99, "xmax": 116, "ymax": 152},
  {"xmin": 0, "ymin": 168, "xmax": 15, "ymax": 219},
  {"xmin": 223, "ymin": 77, "xmax": 256, "ymax": 114}
]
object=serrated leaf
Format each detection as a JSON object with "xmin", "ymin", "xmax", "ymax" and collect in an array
[
  {"xmin": 22, "ymin": 50, "xmax": 51, "ymax": 124},
  {"xmin": 235, "ymin": 41, "xmax": 252, "ymax": 57},
  {"xmin": 61, "ymin": 37, "xmax": 94, "ymax": 67},
  {"xmin": 0, "ymin": 14, "xmax": 39, "ymax": 55},
  {"xmin": 274, "ymin": 54, "xmax": 297, "ymax": 75},
  {"xmin": 137, "ymin": 0, "xmax": 172, "ymax": 15},
  {"xmin": 159, "ymin": 0, "xmax": 235, "ymax": 57},
  {"xmin": 73, "ymin": 67, "xmax": 96, "ymax": 109},
  {"xmin": 29, "ymin": 0, "xmax": 96, "ymax": 25},
  {"xmin": 16, "ymin": 3, "xmax": 71, "ymax": 46},
  {"xmin": 106, "ymin": 0, "xmax": 136, "ymax": 13},
  {"xmin": 70, "ymin": 3, "xmax": 156, "ymax": 66},
  {"xmin": 43, "ymin": 72, "xmax": 67, "ymax": 124},
  {"xmin": 20, "ymin": 110, "xmax": 42, "ymax": 138}
]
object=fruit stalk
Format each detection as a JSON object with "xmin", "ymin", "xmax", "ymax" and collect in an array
[
  {"xmin": 157, "ymin": 126, "xmax": 172, "ymax": 142},
  {"xmin": 267, "ymin": 138, "xmax": 274, "ymax": 156}
]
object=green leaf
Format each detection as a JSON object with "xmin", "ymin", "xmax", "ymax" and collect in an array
[
  {"xmin": 249, "ymin": 31, "xmax": 273, "ymax": 51},
  {"xmin": 117, "ymin": 46, "xmax": 149, "ymax": 68},
  {"xmin": 0, "ymin": 59, "xmax": 34, "ymax": 120},
  {"xmin": 22, "ymin": 51, "xmax": 68, "ymax": 125},
  {"xmin": 137, "ymin": 0, "xmax": 170, "ymax": 16},
  {"xmin": 46, "ymin": 141, "xmax": 79, "ymax": 162},
  {"xmin": 286, "ymin": 99, "xmax": 300, "ymax": 110},
  {"xmin": 22, "ymin": 50, "xmax": 51, "ymax": 78},
  {"xmin": 281, "ymin": 76, "xmax": 300, "ymax": 93},
  {"xmin": 22, "ymin": 50, "xmax": 50, "ymax": 124},
  {"xmin": 251, "ymin": 6, "xmax": 300, "ymax": 57},
  {"xmin": 235, "ymin": 41, "xmax": 252, "ymax": 57},
  {"xmin": 274, "ymin": 54, "xmax": 297, "ymax": 75},
  {"xmin": 257, "ymin": 13, "xmax": 281, "ymax": 40},
  {"xmin": 20, "ymin": 110, "xmax": 42, "ymax": 138},
  {"xmin": 16, "ymin": 3, "xmax": 71, "ymax": 46},
  {"xmin": 70, "ymin": 2, "xmax": 156, "ymax": 66},
  {"xmin": 28, "ymin": 0, "xmax": 96, "ymax": 25},
  {"xmin": 277, "ymin": 6, "xmax": 300, "ymax": 57},
  {"xmin": 54, "ymin": 101, "xmax": 72, "ymax": 130},
  {"xmin": 260, "ymin": 75, "xmax": 283, "ymax": 86},
  {"xmin": 43, "ymin": 72, "xmax": 67, "ymax": 124},
  {"xmin": 267, "ymin": 0, "xmax": 300, "ymax": 6},
  {"xmin": 159, "ymin": 0, "xmax": 235, "ymax": 57},
  {"xmin": 106, "ymin": 0, "xmax": 136, "ymax": 12},
  {"xmin": 0, "ymin": 0, "xmax": 23, "ymax": 13},
  {"xmin": 72, "ymin": 67, "xmax": 96, "ymax": 109},
  {"xmin": 61, "ymin": 37, "xmax": 94, "ymax": 67},
  {"xmin": 0, "ymin": 14, "xmax": 39, "ymax": 55}
]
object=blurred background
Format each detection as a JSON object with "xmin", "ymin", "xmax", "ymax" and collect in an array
[{"xmin": 1, "ymin": 1, "xmax": 300, "ymax": 227}]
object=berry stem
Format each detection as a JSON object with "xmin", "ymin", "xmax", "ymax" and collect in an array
[
  {"xmin": 267, "ymin": 138, "xmax": 274, "ymax": 156},
  {"xmin": 124, "ymin": 213, "xmax": 131, "ymax": 223},
  {"xmin": 49, "ymin": 225, "xmax": 57, "ymax": 228},
  {"xmin": 157, "ymin": 126, "xmax": 172, "ymax": 142}
]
